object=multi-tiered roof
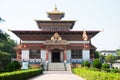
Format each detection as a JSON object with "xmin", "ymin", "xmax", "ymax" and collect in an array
[{"xmin": 11, "ymin": 6, "xmax": 100, "ymax": 50}]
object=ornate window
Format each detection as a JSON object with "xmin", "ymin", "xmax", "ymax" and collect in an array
[
  {"xmin": 29, "ymin": 50, "xmax": 40, "ymax": 59},
  {"xmin": 71, "ymin": 50, "xmax": 82, "ymax": 59}
]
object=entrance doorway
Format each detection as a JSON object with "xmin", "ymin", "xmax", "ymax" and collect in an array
[{"xmin": 52, "ymin": 51, "xmax": 60, "ymax": 62}]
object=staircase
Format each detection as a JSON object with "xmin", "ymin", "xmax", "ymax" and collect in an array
[{"xmin": 48, "ymin": 63, "xmax": 66, "ymax": 71}]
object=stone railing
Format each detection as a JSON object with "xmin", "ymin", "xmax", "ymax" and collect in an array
[
  {"xmin": 29, "ymin": 59, "xmax": 42, "ymax": 64},
  {"xmin": 71, "ymin": 59, "xmax": 82, "ymax": 64}
]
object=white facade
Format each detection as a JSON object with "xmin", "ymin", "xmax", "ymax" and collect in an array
[
  {"xmin": 20, "ymin": 40, "xmax": 90, "ymax": 64},
  {"xmin": 21, "ymin": 49, "xmax": 90, "ymax": 63},
  {"xmin": 21, "ymin": 50, "xmax": 29, "ymax": 61},
  {"xmin": 82, "ymin": 50, "xmax": 90, "ymax": 61},
  {"xmin": 41, "ymin": 50, "xmax": 46, "ymax": 62},
  {"xmin": 66, "ymin": 50, "xmax": 71, "ymax": 62}
]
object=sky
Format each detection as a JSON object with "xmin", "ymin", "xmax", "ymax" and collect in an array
[{"xmin": 0, "ymin": 0, "xmax": 120, "ymax": 51}]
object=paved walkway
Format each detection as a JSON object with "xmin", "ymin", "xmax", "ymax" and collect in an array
[{"xmin": 28, "ymin": 71, "xmax": 85, "ymax": 80}]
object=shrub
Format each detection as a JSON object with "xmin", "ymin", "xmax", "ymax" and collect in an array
[
  {"xmin": 92, "ymin": 59, "xmax": 102, "ymax": 69},
  {"xmin": 110, "ymin": 69, "xmax": 120, "ymax": 73},
  {"xmin": 0, "ymin": 69, "xmax": 43, "ymax": 80},
  {"xmin": 90, "ymin": 68, "xmax": 101, "ymax": 71},
  {"xmin": 72, "ymin": 68, "xmax": 120, "ymax": 80},
  {"xmin": 82, "ymin": 61, "xmax": 90, "ymax": 68},
  {"xmin": 102, "ymin": 63, "xmax": 110, "ymax": 69},
  {"xmin": 4, "ymin": 61, "xmax": 21, "ymax": 72}
]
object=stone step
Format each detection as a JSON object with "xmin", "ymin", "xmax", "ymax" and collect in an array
[{"xmin": 48, "ymin": 63, "xmax": 65, "ymax": 71}]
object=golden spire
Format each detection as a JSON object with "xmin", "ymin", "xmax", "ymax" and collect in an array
[
  {"xmin": 54, "ymin": 4, "xmax": 57, "ymax": 11},
  {"xmin": 53, "ymin": 4, "xmax": 59, "ymax": 13}
]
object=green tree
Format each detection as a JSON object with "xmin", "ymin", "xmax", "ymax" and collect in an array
[
  {"xmin": 4, "ymin": 61, "xmax": 21, "ymax": 71},
  {"xmin": 116, "ymin": 49, "xmax": 120, "ymax": 59},
  {"xmin": 92, "ymin": 59, "xmax": 102, "ymax": 69},
  {"xmin": 99, "ymin": 54, "xmax": 105, "ymax": 63},
  {"xmin": 0, "ymin": 50, "xmax": 10, "ymax": 69},
  {"xmin": 102, "ymin": 63, "xmax": 110, "ymax": 69},
  {"xmin": 94, "ymin": 51, "xmax": 100, "ymax": 59},
  {"xmin": 0, "ymin": 31, "xmax": 17, "ymax": 68},
  {"xmin": 105, "ymin": 54, "xmax": 116, "ymax": 68}
]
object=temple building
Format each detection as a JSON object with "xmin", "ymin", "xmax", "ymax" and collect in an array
[{"xmin": 11, "ymin": 6, "xmax": 100, "ymax": 70}]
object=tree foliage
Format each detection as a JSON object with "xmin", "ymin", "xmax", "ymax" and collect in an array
[
  {"xmin": 116, "ymin": 49, "xmax": 120, "ymax": 59},
  {"xmin": 105, "ymin": 54, "xmax": 116, "ymax": 63},
  {"xmin": 94, "ymin": 51, "xmax": 100, "ymax": 59},
  {"xmin": 102, "ymin": 63, "xmax": 110, "ymax": 69},
  {"xmin": 92, "ymin": 59, "xmax": 102, "ymax": 69},
  {"xmin": 0, "ymin": 50, "xmax": 10, "ymax": 68},
  {"xmin": 4, "ymin": 61, "xmax": 21, "ymax": 71},
  {"xmin": 0, "ymin": 31, "xmax": 17, "ymax": 68},
  {"xmin": 82, "ymin": 61, "xmax": 90, "ymax": 68}
]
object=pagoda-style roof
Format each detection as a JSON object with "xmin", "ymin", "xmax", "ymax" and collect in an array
[
  {"xmin": 11, "ymin": 30, "xmax": 100, "ymax": 41},
  {"xmin": 35, "ymin": 20, "xmax": 76, "ymax": 30},
  {"xmin": 47, "ymin": 5, "xmax": 64, "ymax": 20}
]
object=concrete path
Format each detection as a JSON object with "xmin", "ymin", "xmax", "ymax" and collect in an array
[{"xmin": 28, "ymin": 71, "xmax": 85, "ymax": 80}]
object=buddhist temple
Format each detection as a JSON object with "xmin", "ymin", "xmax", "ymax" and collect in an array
[{"xmin": 11, "ymin": 6, "xmax": 100, "ymax": 70}]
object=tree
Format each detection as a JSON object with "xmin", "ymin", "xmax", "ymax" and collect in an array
[
  {"xmin": 0, "ymin": 31, "xmax": 17, "ymax": 68},
  {"xmin": 0, "ymin": 50, "xmax": 10, "ymax": 69},
  {"xmin": 99, "ymin": 54, "xmax": 105, "ymax": 63},
  {"xmin": 102, "ymin": 63, "xmax": 110, "ymax": 69},
  {"xmin": 92, "ymin": 59, "xmax": 102, "ymax": 69},
  {"xmin": 0, "ymin": 17, "xmax": 5, "ymax": 22},
  {"xmin": 94, "ymin": 51, "xmax": 100, "ymax": 59},
  {"xmin": 116, "ymin": 49, "xmax": 120, "ymax": 58},
  {"xmin": 4, "ymin": 61, "xmax": 21, "ymax": 71},
  {"xmin": 105, "ymin": 54, "xmax": 116, "ymax": 68}
]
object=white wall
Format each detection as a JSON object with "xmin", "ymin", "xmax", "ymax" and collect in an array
[
  {"xmin": 41, "ymin": 50, "xmax": 46, "ymax": 62},
  {"xmin": 49, "ymin": 52, "xmax": 51, "ymax": 62},
  {"xmin": 82, "ymin": 50, "xmax": 90, "ymax": 61},
  {"xmin": 21, "ymin": 50, "xmax": 29, "ymax": 60},
  {"xmin": 66, "ymin": 50, "xmax": 71, "ymax": 62}
]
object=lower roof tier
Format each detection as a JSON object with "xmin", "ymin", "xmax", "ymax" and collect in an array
[{"xmin": 11, "ymin": 30, "xmax": 100, "ymax": 41}]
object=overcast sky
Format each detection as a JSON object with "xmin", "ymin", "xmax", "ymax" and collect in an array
[{"xmin": 0, "ymin": 0, "xmax": 120, "ymax": 51}]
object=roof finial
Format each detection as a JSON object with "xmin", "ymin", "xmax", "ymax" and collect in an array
[{"xmin": 55, "ymin": 4, "xmax": 57, "ymax": 10}]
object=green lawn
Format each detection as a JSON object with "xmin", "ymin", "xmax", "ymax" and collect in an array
[{"xmin": 72, "ymin": 68, "xmax": 120, "ymax": 80}]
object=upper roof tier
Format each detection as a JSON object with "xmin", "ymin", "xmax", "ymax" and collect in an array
[
  {"xmin": 47, "ymin": 5, "xmax": 64, "ymax": 20},
  {"xmin": 36, "ymin": 6, "xmax": 76, "ymax": 31}
]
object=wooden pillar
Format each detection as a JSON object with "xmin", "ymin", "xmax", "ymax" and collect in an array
[
  {"xmin": 46, "ymin": 49, "xmax": 49, "ymax": 61},
  {"xmin": 92, "ymin": 52, "xmax": 94, "ymax": 60},
  {"xmin": 63, "ymin": 49, "xmax": 66, "ymax": 62},
  {"xmin": 16, "ymin": 50, "xmax": 21, "ymax": 60}
]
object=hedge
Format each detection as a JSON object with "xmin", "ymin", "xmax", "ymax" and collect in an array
[
  {"xmin": 0, "ymin": 69, "xmax": 43, "ymax": 80},
  {"xmin": 72, "ymin": 68, "xmax": 120, "ymax": 80}
]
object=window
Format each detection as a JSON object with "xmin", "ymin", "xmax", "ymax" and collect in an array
[
  {"xmin": 29, "ymin": 50, "xmax": 40, "ymax": 59},
  {"xmin": 71, "ymin": 50, "xmax": 82, "ymax": 59}
]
